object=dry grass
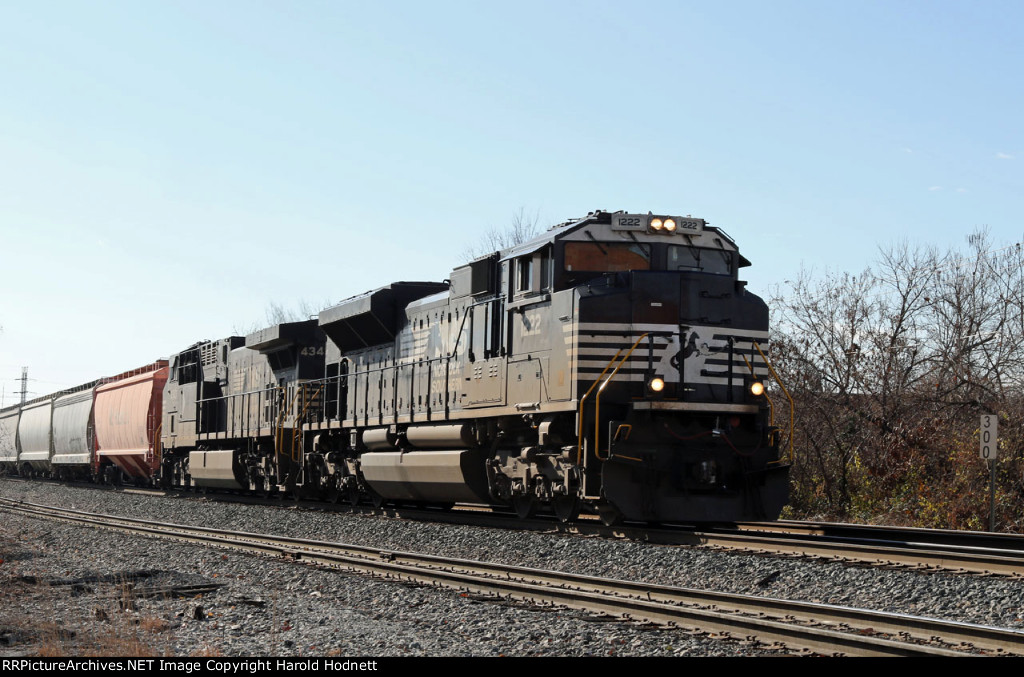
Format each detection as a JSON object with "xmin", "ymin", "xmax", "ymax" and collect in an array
[
  {"xmin": 32, "ymin": 585, "xmax": 176, "ymax": 657},
  {"xmin": 0, "ymin": 529, "xmax": 177, "ymax": 657}
]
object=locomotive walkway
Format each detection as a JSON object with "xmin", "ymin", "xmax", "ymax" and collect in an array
[{"xmin": 3, "ymin": 496, "xmax": 1023, "ymax": 657}]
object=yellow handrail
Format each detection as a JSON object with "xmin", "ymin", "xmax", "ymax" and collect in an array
[
  {"xmin": 739, "ymin": 352, "xmax": 774, "ymax": 426},
  {"xmin": 751, "ymin": 341, "xmax": 795, "ymax": 464},
  {"xmin": 290, "ymin": 384, "xmax": 323, "ymax": 463},
  {"xmin": 275, "ymin": 385, "xmax": 305, "ymax": 460},
  {"xmin": 594, "ymin": 333, "xmax": 650, "ymax": 461},
  {"xmin": 576, "ymin": 348, "xmax": 624, "ymax": 464}
]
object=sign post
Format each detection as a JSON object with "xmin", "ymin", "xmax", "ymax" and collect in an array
[{"xmin": 980, "ymin": 415, "xmax": 998, "ymax": 531}]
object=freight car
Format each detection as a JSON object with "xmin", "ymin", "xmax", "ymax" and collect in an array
[
  {"xmin": 0, "ymin": 210, "xmax": 793, "ymax": 524},
  {"xmin": 0, "ymin": 363, "xmax": 167, "ymax": 483}
]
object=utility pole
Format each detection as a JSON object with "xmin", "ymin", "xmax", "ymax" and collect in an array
[{"xmin": 19, "ymin": 367, "xmax": 27, "ymax": 404}]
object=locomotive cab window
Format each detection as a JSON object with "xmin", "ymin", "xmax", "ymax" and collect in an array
[
  {"xmin": 564, "ymin": 242, "xmax": 651, "ymax": 273},
  {"xmin": 668, "ymin": 246, "xmax": 733, "ymax": 275},
  {"xmin": 516, "ymin": 255, "xmax": 533, "ymax": 293},
  {"xmin": 513, "ymin": 246, "xmax": 553, "ymax": 296},
  {"xmin": 538, "ymin": 245, "xmax": 553, "ymax": 290}
]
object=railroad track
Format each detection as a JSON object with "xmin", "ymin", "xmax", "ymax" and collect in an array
[
  {"xmin": 737, "ymin": 519, "xmax": 1024, "ymax": 552},
  {"xmin": 310, "ymin": 504, "xmax": 1024, "ymax": 577},
  {"xmin": 702, "ymin": 523, "xmax": 1024, "ymax": 577},
  {"xmin": 3, "ymin": 497, "xmax": 1022, "ymax": 656},
  {"xmin": 5, "ymin": 477, "xmax": 1024, "ymax": 577}
]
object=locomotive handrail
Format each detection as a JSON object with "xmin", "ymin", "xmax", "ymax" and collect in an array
[
  {"xmin": 196, "ymin": 385, "xmax": 274, "ymax": 412},
  {"xmin": 300, "ymin": 372, "xmax": 346, "ymax": 415},
  {"xmin": 751, "ymin": 341, "xmax": 794, "ymax": 464},
  {"xmin": 593, "ymin": 333, "xmax": 650, "ymax": 463},
  {"xmin": 575, "ymin": 347, "xmax": 625, "ymax": 465},
  {"xmin": 289, "ymin": 383, "xmax": 324, "ymax": 462},
  {"xmin": 274, "ymin": 385, "xmax": 300, "ymax": 461},
  {"xmin": 195, "ymin": 378, "xmax": 322, "ymax": 404},
  {"xmin": 152, "ymin": 422, "xmax": 162, "ymax": 468},
  {"xmin": 450, "ymin": 297, "xmax": 495, "ymax": 358},
  {"xmin": 739, "ymin": 352, "xmax": 774, "ymax": 426},
  {"xmin": 735, "ymin": 345, "xmax": 794, "ymax": 463},
  {"xmin": 309, "ymin": 352, "xmax": 467, "ymax": 427},
  {"xmin": 290, "ymin": 303, "xmax": 506, "ymax": 426},
  {"xmin": 440, "ymin": 304, "xmax": 473, "ymax": 419}
]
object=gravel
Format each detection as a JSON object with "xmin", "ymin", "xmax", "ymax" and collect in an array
[{"xmin": 3, "ymin": 479, "xmax": 1024, "ymax": 657}]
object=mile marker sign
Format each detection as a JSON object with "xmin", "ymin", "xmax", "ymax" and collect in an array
[{"xmin": 980, "ymin": 415, "xmax": 998, "ymax": 460}]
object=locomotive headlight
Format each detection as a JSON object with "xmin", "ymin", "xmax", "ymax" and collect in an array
[
  {"xmin": 650, "ymin": 218, "xmax": 663, "ymax": 230},
  {"xmin": 645, "ymin": 371, "xmax": 666, "ymax": 399},
  {"xmin": 749, "ymin": 381, "xmax": 765, "ymax": 397},
  {"xmin": 663, "ymin": 218, "xmax": 677, "ymax": 232}
]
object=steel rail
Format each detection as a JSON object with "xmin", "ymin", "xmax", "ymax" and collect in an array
[
  {"xmin": 737, "ymin": 519, "xmax": 1024, "ymax": 552},
  {"xmin": 693, "ymin": 528, "xmax": 1024, "ymax": 577},
  {"xmin": 1, "ymin": 498, "xmax": 1018, "ymax": 656},
  {"xmin": 8, "ymin": 476, "xmax": 1024, "ymax": 577}
]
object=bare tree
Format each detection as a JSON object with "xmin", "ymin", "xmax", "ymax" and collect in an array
[
  {"xmin": 461, "ymin": 207, "xmax": 544, "ymax": 261},
  {"xmin": 771, "ymin": 268, "xmax": 877, "ymax": 515},
  {"xmin": 233, "ymin": 298, "xmax": 333, "ymax": 335},
  {"xmin": 772, "ymin": 228, "xmax": 1024, "ymax": 528}
]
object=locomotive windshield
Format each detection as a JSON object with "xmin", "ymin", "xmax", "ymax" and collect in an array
[
  {"xmin": 564, "ymin": 242, "xmax": 651, "ymax": 273},
  {"xmin": 668, "ymin": 245, "xmax": 733, "ymax": 275}
]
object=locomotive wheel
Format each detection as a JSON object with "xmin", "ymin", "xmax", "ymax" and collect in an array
[
  {"xmin": 598, "ymin": 503, "xmax": 624, "ymax": 527},
  {"xmin": 328, "ymin": 474, "xmax": 351, "ymax": 505},
  {"xmin": 260, "ymin": 480, "xmax": 276, "ymax": 499},
  {"xmin": 328, "ymin": 481, "xmax": 350, "ymax": 505},
  {"xmin": 553, "ymin": 496, "xmax": 581, "ymax": 523},
  {"xmin": 345, "ymin": 485, "xmax": 361, "ymax": 507},
  {"xmin": 512, "ymin": 496, "xmax": 538, "ymax": 519}
]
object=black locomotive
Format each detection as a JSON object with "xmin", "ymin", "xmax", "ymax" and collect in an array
[{"xmin": 159, "ymin": 209, "xmax": 792, "ymax": 523}]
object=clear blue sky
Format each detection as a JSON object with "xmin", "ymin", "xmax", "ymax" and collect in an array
[{"xmin": 2, "ymin": 0, "xmax": 1023, "ymax": 403}]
